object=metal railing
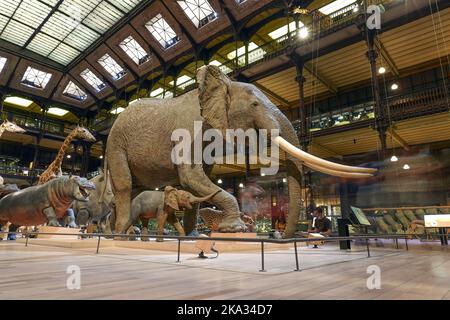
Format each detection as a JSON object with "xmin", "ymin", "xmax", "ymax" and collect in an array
[{"xmin": 1, "ymin": 230, "xmax": 447, "ymax": 272}]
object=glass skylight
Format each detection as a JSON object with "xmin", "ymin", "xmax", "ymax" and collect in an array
[
  {"xmin": 4, "ymin": 96, "xmax": 33, "ymax": 107},
  {"xmin": 177, "ymin": 0, "xmax": 217, "ymax": 28},
  {"xmin": 119, "ymin": 36, "xmax": 150, "ymax": 65},
  {"xmin": 268, "ymin": 21, "xmax": 305, "ymax": 39},
  {"xmin": 21, "ymin": 66, "xmax": 52, "ymax": 89},
  {"xmin": 63, "ymin": 81, "xmax": 88, "ymax": 101},
  {"xmin": 98, "ymin": 54, "xmax": 126, "ymax": 80},
  {"xmin": 47, "ymin": 107, "xmax": 69, "ymax": 117},
  {"xmin": 80, "ymin": 69, "xmax": 106, "ymax": 92},
  {"xmin": 146, "ymin": 14, "xmax": 179, "ymax": 49},
  {"xmin": 0, "ymin": 57, "xmax": 6, "ymax": 73},
  {"xmin": 0, "ymin": 0, "xmax": 142, "ymax": 65},
  {"xmin": 319, "ymin": 0, "xmax": 357, "ymax": 15}
]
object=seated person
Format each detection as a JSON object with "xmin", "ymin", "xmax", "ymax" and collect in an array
[{"xmin": 308, "ymin": 208, "xmax": 332, "ymax": 236}]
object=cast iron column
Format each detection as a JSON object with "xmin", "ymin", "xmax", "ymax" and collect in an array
[
  {"xmin": 365, "ymin": 29, "xmax": 388, "ymax": 156},
  {"xmin": 80, "ymin": 142, "xmax": 92, "ymax": 177},
  {"xmin": 292, "ymin": 54, "xmax": 310, "ymax": 150}
]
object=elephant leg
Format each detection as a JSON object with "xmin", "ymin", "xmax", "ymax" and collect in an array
[
  {"xmin": 283, "ymin": 159, "xmax": 303, "ymax": 238},
  {"xmin": 177, "ymin": 164, "xmax": 245, "ymax": 233},
  {"xmin": 140, "ymin": 217, "xmax": 150, "ymax": 242},
  {"xmin": 156, "ymin": 212, "xmax": 168, "ymax": 242},
  {"xmin": 167, "ymin": 214, "xmax": 185, "ymax": 236},
  {"xmin": 108, "ymin": 151, "xmax": 132, "ymax": 237},
  {"xmin": 43, "ymin": 207, "xmax": 60, "ymax": 227}
]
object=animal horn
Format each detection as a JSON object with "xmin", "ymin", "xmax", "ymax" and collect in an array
[{"xmin": 272, "ymin": 136, "xmax": 376, "ymax": 175}]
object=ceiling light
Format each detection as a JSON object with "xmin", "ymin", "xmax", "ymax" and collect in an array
[
  {"xmin": 66, "ymin": 155, "xmax": 71, "ymax": 159},
  {"xmin": 299, "ymin": 27, "xmax": 308, "ymax": 39},
  {"xmin": 99, "ymin": 155, "xmax": 103, "ymax": 159},
  {"xmin": 239, "ymin": 183, "xmax": 244, "ymax": 188},
  {"xmin": 353, "ymin": 5, "xmax": 359, "ymax": 12},
  {"xmin": 110, "ymin": 107, "xmax": 125, "ymax": 115},
  {"xmin": 4, "ymin": 96, "xmax": 33, "ymax": 107},
  {"xmin": 47, "ymin": 107, "xmax": 69, "ymax": 117},
  {"xmin": 378, "ymin": 67, "xmax": 386, "ymax": 74},
  {"xmin": 391, "ymin": 83, "xmax": 399, "ymax": 90},
  {"xmin": 217, "ymin": 179, "xmax": 223, "ymax": 184},
  {"xmin": 403, "ymin": 164, "xmax": 410, "ymax": 170},
  {"xmin": 155, "ymin": 188, "xmax": 159, "ymax": 191},
  {"xmin": 261, "ymin": 173, "xmax": 266, "ymax": 177},
  {"xmin": 390, "ymin": 155, "xmax": 398, "ymax": 162},
  {"xmin": 283, "ymin": 178, "xmax": 287, "ymax": 183}
]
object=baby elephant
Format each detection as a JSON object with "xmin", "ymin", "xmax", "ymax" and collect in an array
[{"xmin": 128, "ymin": 186, "xmax": 220, "ymax": 241}]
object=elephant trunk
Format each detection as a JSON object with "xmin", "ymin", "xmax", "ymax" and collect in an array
[{"xmin": 190, "ymin": 190, "xmax": 221, "ymax": 204}]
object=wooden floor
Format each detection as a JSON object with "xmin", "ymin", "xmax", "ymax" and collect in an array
[{"xmin": 0, "ymin": 239, "xmax": 449, "ymax": 300}]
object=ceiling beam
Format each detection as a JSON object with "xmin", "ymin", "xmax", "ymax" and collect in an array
[
  {"xmin": 308, "ymin": 142, "xmax": 343, "ymax": 160},
  {"xmin": 374, "ymin": 39, "xmax": 400, "ymax": 77},
  {"xmin": 253, "ymin": 82, "xmax": 290, "ymax": 107},
  {"xmin": 387, "ymin": 128, "xmax": 410, "ymax": 151},
  {"xmin": 304, "ymin": 62, "xmax": 338, "ymax": 94}
]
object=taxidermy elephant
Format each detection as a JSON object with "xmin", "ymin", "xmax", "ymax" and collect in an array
[
  {"xmin": 109, "ymin": 186, "xmax": 220, "ymax": 241},
  {"xmin": 105, "ymin": 65, "xmax": 375, "ymax": 238},
  {"xmin": 73, "ymin": 168, "xmax": 113, "ymax": 226}
]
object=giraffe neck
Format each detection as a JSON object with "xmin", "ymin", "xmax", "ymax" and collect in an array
[
  {"xmin": 50, "ymin": 129, "xmax": 78, "ymax": 173},
  {"xmin": 0, "ymin": 124, "xmax": 5, "ymax": 137}
]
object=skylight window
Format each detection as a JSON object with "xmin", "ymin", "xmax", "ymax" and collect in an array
[
  {"xmin": 319, "ymin": 0, "xmax": 357, "ymax": 15},
  {"xmin": 119, "ymin": 36, "xmax": 150, "ymax": 65},
  {"xmin": 177, "ymin": 0, "xmax": 217, "ymax": 28},
  {"xmin": 80, "ymin": 69, "xmax": 106, "ymax": 92},
  {"xmin": 4, "ymin": 96, "xmax": 33, "ymax": 107},
  {"xmin": 98, "ymin": 54, "xmax": 126, "ymax": 80},
  {"xmin": 63, "ymin": 81, "xmax": 88, "ymax": 101},
  {"xmin": 0, "ymin": 57, "xmax": 7, "ymax": 73},
  {"xmin": 47, "ymin": 107, "xmax": 68, "ymax": 117},
  {"xmin": 268, "ymin": 21, "xmax": 305, "ymax": 39},
  {"xmin": 146, "ymin": 14, "xmax": 179, "ymax": 49},
  {"xmin": 21, "ymin": 66, "xmax": 52, "ymax": 89}
]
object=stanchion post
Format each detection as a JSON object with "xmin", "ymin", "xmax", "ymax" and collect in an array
[
  {"xmin": 25, "ymin": 232, "xmax": 29, "ymax": 247},
  {"xmin": 259, "ymin": 241, "xmax": 266, "ymax": 272},
  {"xmin": 405, "ymin": 236, "xmax": 409, "ymax": 251},
  {"xmin": 395, "ymin": 237, "xmax": 399, "ymax": 249},
  {"xmin": 366, "ymin": 238, "xmax": 370, "ymax": 257},
  {"xmin": 96, "ymin": 235, "xmax": 101, "ymax": 254},
  {"xmin": 176, "ymin": 239, "xmax": 181, "ymax": 263},
  {"xmin": 294, "ymin": 241, "xmax": 300, "ymax": 271}
]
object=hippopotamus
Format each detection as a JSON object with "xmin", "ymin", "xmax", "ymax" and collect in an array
[{"xmin": 0, "ymin": 176, "xmax": 95, "ymax": 227}]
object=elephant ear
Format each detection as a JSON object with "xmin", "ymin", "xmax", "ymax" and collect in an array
[
  {"xmin": 164, "ymin": 186, "xmax": 179, "ymax": 211},
  {"xmin": 197, "ymin": 65, "xmax": 232, "ymax": 133}
]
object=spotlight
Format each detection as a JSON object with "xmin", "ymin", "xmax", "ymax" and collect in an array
[
  {"xmin": 299, "ymin": 27, "xmax": 308, "ymax": 39},
  {"xmin": 390, "ymin": 155, "xmax": 398, "ymax": 162},
  {"xmin": 66, "ymin": 155, "xmax": 71, "ymax": 159},
  {"xmin": 282, "ymin": 178, "xmax": 287, "ymax": 183},
  {"xmin": 217, "ymin": 179, "xmax": 223, "ymax": 184},
  {"xmin": 155, "ymin": 188, "xmax": 159, "ymax": 191},
  {"xmin": 261, "ymin": 173, "xmax": 266, "ymax": 177},
  {"xmin": 99, "ymin": 155, "xmax": 103, "ymax": 159},
  {"xmin": 239, "ymin": 183, "xmax": 244, "ymax": 188},
  {"xmin": 391, "ymin": 83, "xmax": 399, "ymax": 90},
  {"xmin": 403, "ymin": 164, "xmax": 410, "ymax": 170},
  {"xmin": 378, "ymin": 67, "xmax": 386, "ymax": 74}
]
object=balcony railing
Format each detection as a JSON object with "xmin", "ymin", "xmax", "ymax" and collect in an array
[{"xmin": 293, "ymin": 84, "xmax": 450, "ymax": 134}]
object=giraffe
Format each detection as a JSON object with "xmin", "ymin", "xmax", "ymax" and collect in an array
[
  {"xmin": 0, "ymin": 120, "xmax": 26, "ymax": 138},
  {"xmin": 38, "ymin": 126, "xmax": 96, "ymax": 184}
]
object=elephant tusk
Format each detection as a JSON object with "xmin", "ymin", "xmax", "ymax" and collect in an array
[
  {"xmin": 272, "ymin": 136, "xmax": 377, "ymax": 175},
  {"xmin": 302, "ymin": 161, "xmax": 374, "ymax": 179}
]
